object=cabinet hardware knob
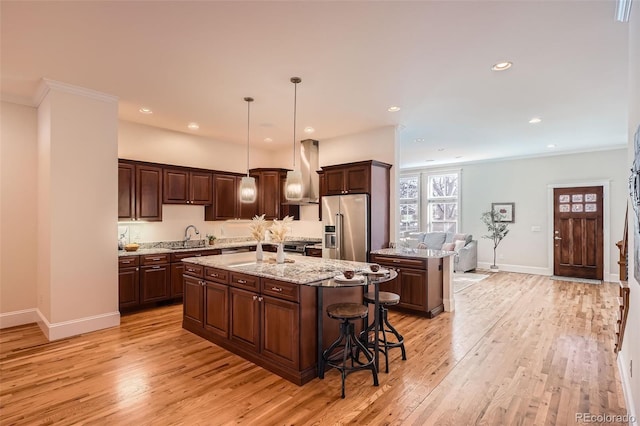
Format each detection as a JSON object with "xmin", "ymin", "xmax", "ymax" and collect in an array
[
  {"xmin": 210, "ymin": 273, "xmax": 218, "ymax": 277},
  {"xmin": 187, "ymin": 268, "xmax": 194, "ymax": 272},
  {"xmin": 122, "ymin": 261, "xmax": 130, "ymax": 264},
  {"xmin": 252, "ymin": 295, "xmax": 258, "ymax": 301},
  {"xmin": 152, "ymin": 266, "xmax": 160, "ymax": 269},
  {"xmin": 393, "ymin": 260, "xmax": 401, "ymax": 263},
  {"xmin": 258, "ymin": 297, "xmax": 263, "ymax": 302},
  {"xmin": 150, "ymin": 257, "xmax": 161, "ymax": 261},
  {"xmin": 238, "ymin": 279, "xmax": 247, "ymax": 284},
  {"xmin": 271, "ymin": 287, "xmax": 283, "ymax": 292},
  {"xmin": 136, "ymin": 267, "xmax": 139, "ymax": 271}
]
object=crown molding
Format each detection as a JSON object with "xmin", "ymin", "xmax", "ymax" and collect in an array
[{"xmin": 34, "ymin": 79, "xmax": 118, "ymax": 107}]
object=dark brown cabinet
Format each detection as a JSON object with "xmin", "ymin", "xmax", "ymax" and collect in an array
[
  {"xmin": 138, "ymin": 254, "xmax": 170, "ymax": 303},
  {"xmin": 205, "ymin": 173, "xmax": 257, "ymax": 220},
  {"xmin": 249, "ymin": 168, "xmax": 299, "ymax": 220},
  {"xmin": 370, "ymin": 254, "xmax": 443, "ymax": 318},
  {"xmin": 118, "ymin": 161, "xmax": 163, "ymax": 221},
  {"xmin": 322, "ymin": 164, "xmax": 370, "ymax": 195},
  {"xmin": 163, "ymin": 168, "xmax": 212, "ymax": 205},
  {"xmin": 118, "ymin": 256, "xmax": 140, "ymax": 308},
  {"xmin": 181, "ymin": 265, "xmax": 317, "ymax": 385}
]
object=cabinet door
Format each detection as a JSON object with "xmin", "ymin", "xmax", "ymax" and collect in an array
[
  {"xmin": 204, "ymin": 281, "xmax": 229, "ymax": 338},
  {"xmin": 398, "ymin": 268, "xmax": 427, "ymax": 311},
  {"xmin": 261, "ymin": 295, "xmax": 299, "ymax": 369},
  {"xmin": 212, "ymin": 174, "xmax": 238, "ymax": 220},
  {"xmin": 183, "ymin": 275, "xmax": 204, "ymax": 327},
  {"xmin": 163, "ymin": 168, "xmax": 189, "ymax": 204},
  {"xmin": 140, "ymin": 264, "xmax": 170, "ymax": 302},
  {"xmin": 118, "ymin": 266, "xmax": 139, "ymax": 308},
  {"xmin": 118, "ymin": 163, "xmax": 135, "ymax": 220},
  {"xmin": 324, "ymin": 169, "xmax": 345, "ymax": 195},
  {"xmin": 229, "ymin": 287, "xmax": 260, "ymax": 351},
  {"xmin": 190, "ymin": 171, "xmax": 213, "ymax": 205},
  {"xmin": 170, "ymin": 263, "xmax": 184, "ymax": 298},
  {"xmin": 136, "ymin": 165, "xmax": 163, "ymax": 221},
  {"xmin": 344, "ymin": 165, "xmax": 370, "ymax": 194},
  {"xmin": 259, "ymin": 171, "xmax": 281, "ymax": 220}
]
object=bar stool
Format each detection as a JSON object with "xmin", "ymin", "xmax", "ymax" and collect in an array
[
  {"xmin": 360, "ymin": 291, "xmax": 407, "ymax": 373},
  {"xmin": 319, "ymin": 303, "xmax": 379, "ymax": 398}
]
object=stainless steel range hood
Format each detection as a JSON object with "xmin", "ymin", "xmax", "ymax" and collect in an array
[{"xmin": 283, "ymin": 139, "xmax": 319, "ymax": 205}]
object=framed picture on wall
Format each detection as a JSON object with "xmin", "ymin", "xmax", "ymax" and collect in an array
[{"xmin": 492, "ymin": 202, "xmax": 515, "ymax": 223}]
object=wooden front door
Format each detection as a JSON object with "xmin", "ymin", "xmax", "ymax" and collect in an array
[{"xmin": 553, "ymin": 186, "xmax": 604, "ymax": 280}]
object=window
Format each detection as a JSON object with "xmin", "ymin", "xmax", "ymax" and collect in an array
[
  {"xmin": 399, "ymin": 175, "xmax": 419, "ymax": 236},
  {"xmin": 425, "ymin": 173, "xmax": 459, "ymax": 233}
]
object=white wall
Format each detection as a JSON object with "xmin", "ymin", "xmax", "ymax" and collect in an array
[
  {"xmin": 405, "ymin": 148, "xmax": 627, "ymax": 279},
  {"xmin": 0, "ymin": 101, "xmax": 38, "ymax": 325},
  {"xmin": 118, "ymin": 120, "xmax": 275, "ymax": 172},
  {"xmin": 620, "ymin": 4, "xmax": 640, "ymax": 421}
]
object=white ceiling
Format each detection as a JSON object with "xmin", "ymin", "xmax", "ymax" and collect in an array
[{"xmin": 0, "ymin": 1, "xmax": 630, "ymax": 169}]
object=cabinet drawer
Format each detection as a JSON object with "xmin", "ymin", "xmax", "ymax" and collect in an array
[
  {"xmin": 140, "ymin": 253, "xmax": 170, "ymax": 266},
  {"xmin": 118, "ymin": 255, "xmax": 139, "ymax": 268},
  {"xmin": 230, "ymin": 272, "xmax": 259, "ymax": 291},
  {"xmin": 204, "ymin": 267, "xmax": 229, "ymax": 284},
  {"xmin": 370, "ymin": 255, "xmax": 426, "ymax": 269},
  {"xmin": 183, "ymin": 263, "xmax": 204, "ymax": 278},
  {"xmin": 261, "ymin": 278, "xmax": 299, "ymax": 303}
]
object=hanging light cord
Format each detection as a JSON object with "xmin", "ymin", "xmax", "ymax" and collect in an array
[
  {"xmin": 291, "ymin": 77, "xmax": 301, "ymax": 169},
  {"xmin": 245, "ymin": 97, "xmax": 253, "ymax": 176}
]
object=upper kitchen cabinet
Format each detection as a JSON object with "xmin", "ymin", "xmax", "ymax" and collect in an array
[
  {"xmin": 320, "ymin": 161, "xmax": 391, "ymax": 197},
  {"xmin": 118, "ymin": 161, "xmax": 163, "ymax": 221},
  {"xmin": 249, "ymin": 168, "xmax": 299, "ymax": 221},
  {"xmin": 205, "ymin": 173, "xmax": 257, "ymax": 221},
  {"xmin": 163, "ymin": 168, "xmax": 213, "ymax": 205}
]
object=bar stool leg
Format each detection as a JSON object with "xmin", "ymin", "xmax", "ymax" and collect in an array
[{"xmin": 382, "ymin": 307, "xmax": 407, "ymax": 361}]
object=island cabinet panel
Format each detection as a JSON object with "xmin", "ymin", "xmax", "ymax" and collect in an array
[
  {"xmin": 229, "ymin": 287, "xmax": 261, "ymax": 352},
  {"xmin": 183, "ymin": 275, "xmax": 204, "ymax": 328},
  {"xmin": 261, "ymin": 295, "xmax": 300, "ymax": 370},
  {"xmin": 370, "ymin": 253, "xmax": 444, "ymax": 318},
  {"xmin": 204, "ymin": 282, "xmax": 229, "ymax": 338}
]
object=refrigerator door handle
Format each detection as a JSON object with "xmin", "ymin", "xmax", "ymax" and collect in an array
[{"xmin": 335, "ymin": 213, "xmax": 342, "ymax": 260}]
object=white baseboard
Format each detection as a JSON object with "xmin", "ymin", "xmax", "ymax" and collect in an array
[
  {"xmin": 607, "ymin": 273, "xmax": 621, "ymax": 283},
  {"xmin": 36, "ymin": 310, "xmax": 120, "ymax": 341},
  {"xmin": 0, "ymin": 308, "xmax": 39, "ymax": 329},
  {"xmin": 477, "ymin": 262, "xmax": 550, "ymax": 276},
  {"xmin": 617, "ymin": 352, "xmax": 638, "ymax": 425}
]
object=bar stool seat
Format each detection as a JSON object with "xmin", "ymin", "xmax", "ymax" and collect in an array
[
  {"xmin": 360, "ymin": 291, "xmax": 407, "ymax": 373},
  {"xmin": 320, "ymin": 303, "xmax": 379, "ymax": 398}
]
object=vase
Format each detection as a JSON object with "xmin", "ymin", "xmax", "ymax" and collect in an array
[
  {"xmin": 276, "ymin": 243, "xmax": 285, "ymax": 264},
  {"xmin": 256, "ymin": 241, "xmax": 263, "ymax": 261}
]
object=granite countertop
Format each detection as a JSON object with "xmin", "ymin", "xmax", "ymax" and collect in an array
[
  {"xmin": 370, "ymin": 247, "xmax": 455, "ymax": 259},
  {"xmin": 181, "ymin": 251, "xmax": 379, "ymax": 286},
  {"xmin": 118, "ymin": 236, "xmax": 322, "ymax": 257}
]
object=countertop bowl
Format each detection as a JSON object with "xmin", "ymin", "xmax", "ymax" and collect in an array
[{"xmin": 124, "ymin": 243, "xmax": 140, "ymax": 252}]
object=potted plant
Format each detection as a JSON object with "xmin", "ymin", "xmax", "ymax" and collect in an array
[
  {"xmin": 481, "ymin": 210, "xmax": 510, "ymax": 270},
  {"xmin": 206, "ymin": 234, "xmax": 216, "ymax": 245}
]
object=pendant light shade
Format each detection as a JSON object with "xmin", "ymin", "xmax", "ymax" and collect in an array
[
  {"xmin": 240, "ymin": 97, "xmax": 257, "ymax": 204},
  {"xmin": 285, "ymin": 77, "xmax": 303, "ymax": 201}
]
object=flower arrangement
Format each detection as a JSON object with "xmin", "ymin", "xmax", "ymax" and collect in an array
[
  {"xmin": 249, "ymin": 214, "xmax": 268, "ymax": 242},
  {"xmin": 269, "ymin": 215, "xmax": 294, "ymax": 243}
]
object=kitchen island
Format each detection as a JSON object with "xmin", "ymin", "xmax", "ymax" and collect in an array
[
  {"xmin": 180, "ymin": 252, "xmax": 395, "ymax": 385},
  {"xmin": 370, "ymin": 248, "xmax": 456, "ymax": 316}
]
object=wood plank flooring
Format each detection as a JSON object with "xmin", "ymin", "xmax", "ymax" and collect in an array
[{"xmin": 0, "ymin": 273, "xmax": 627, "ymax": 425}]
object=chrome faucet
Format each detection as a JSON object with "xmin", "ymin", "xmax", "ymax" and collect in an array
[{"xmin": 183, "ymin": 225, "xmax": 200, "ymax": 247}]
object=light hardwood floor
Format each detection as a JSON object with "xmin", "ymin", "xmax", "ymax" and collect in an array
[{"xmin": 0, "ymin": 272, "xmax": 627, "ymax": 425}]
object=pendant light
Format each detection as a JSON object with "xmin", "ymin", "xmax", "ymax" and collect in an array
[
  {"xmin": 239, "ymin": 97, "xmax": 257, "ymax": 203},
  {"xmin": 285, "ymin": 77, "xmax": 303, "ymax": 201}
]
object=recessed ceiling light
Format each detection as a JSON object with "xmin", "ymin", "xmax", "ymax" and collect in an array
[
  {"xmin": 414, "ymin": 138, "xmax": 425, "ymax": 143},
  {"xmin": 264, "ymin": 137, "xmax": 273, "ymax": 143},
  {"xmin": 547, "ymin": 144, "xmax": 556, "ymax": 149},
  {"xmin": 139, "ymin": 107, "xmax": 153, "ymax": 114},
  {"xmin": 437, "ymin": 148, "xmax": 445, "ymax": 152},
  {"xmin": 455, "ymin": 156, "xmax": 463, "ymax": 159},
  {"xmin": 187, "ymin": 122, "xmax": 199, "ymax": 130},
  {"xmin": 425, "ymin": 159, "xmax": 434, "ymax": 162},
  {"xmin": 304, "ymin": 126, "xmax": 315, "ymax": 134},
  {"xmin": 491, "ymin": 61, "xmax": 513, "ymax": 71},
  {"xmin": 387, "ymin": 106, "xmax": 401, "ymax": 112},
  {"xmin": 529, "ymin": 117, "xmax": 542, "ymax": 124}
]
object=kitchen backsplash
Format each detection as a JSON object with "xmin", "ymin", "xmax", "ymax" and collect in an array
[{"xmin": 118, "ymin": 204, "xmax": 322, "ymax": 244}]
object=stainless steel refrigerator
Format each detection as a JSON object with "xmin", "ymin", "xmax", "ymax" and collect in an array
[{"xmin": 322, "ymin": 194, "xmax": 369, "ymax": 262}]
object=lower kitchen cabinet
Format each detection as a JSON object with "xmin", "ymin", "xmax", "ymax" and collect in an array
[
  {"xmin": 181, "ymin": 265, "xmax": 317, "ymax": 385},
  {"xmin": 370, "ymin": 254, "xmax": 444, "ymax": 318},
  {"xmin": 118, "ymin": 256, "xmax": 140, "ymax": 308},
  {"xmin": 140, "ymin": 254, "xmax": 170, "ymax": 303}
]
